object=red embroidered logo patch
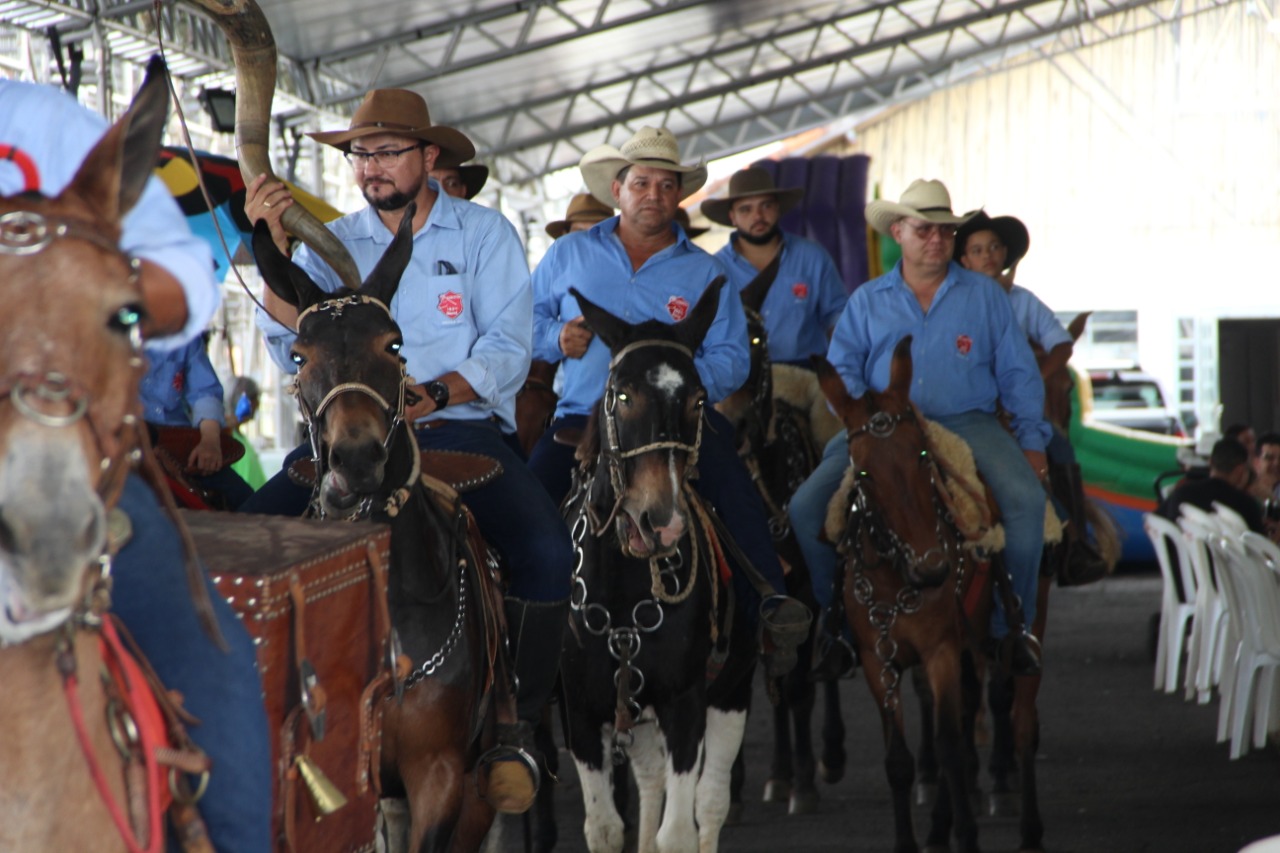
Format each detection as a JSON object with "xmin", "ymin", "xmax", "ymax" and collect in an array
[
  {"xmin": 666, "ymin": 296, "xmax": 689, "ymax": 322},
  {"xmin": 792, "ymin": 282, "xmax": 809, "ymax": 299},
  {"xmin": 956, "ymin": 334, "xmax": 973, "ymax": 356},
  {"xmin": 437, "ymin": 291, "xmax": 464, "ymax": 320},
  {"xmin": 171, "ymin": 370, "xmax": 185, "ymax": 393}
]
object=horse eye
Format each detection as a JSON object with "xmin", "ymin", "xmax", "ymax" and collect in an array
[
  {"xmin": 109, "ymin": 303, "xmax": 144, "ymax": 332},
  {"xmin": 290, "ymin": 352, "xmax": 307, "ymax": 367},
  {"xmin": 617, "ymin": 392, "xmax": 630, "ymax": 405},
  {"xmin": 751, "ymin": 336, "xmax": 762, "ymax": 346},
  {"xmin": 387, "ymin": 340, "xmax": 403, "ymax": 355}
]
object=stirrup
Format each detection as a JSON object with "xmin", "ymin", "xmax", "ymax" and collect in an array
[
  {"xmin": 478, "ymin": 739, "xmax": 541, "ymax": 815},
  {"xmin": 809, "ymin": 633, "xmax": 858, "ymax": 682},
  {"xmin": 760, "ymin": 595, "xmax": 812, "ymax": 679}
]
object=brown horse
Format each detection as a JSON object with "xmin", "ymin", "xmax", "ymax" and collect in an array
[
  {"xmin": 0, "ymin": 60, "xmax": 212, "ymax": 852},
  {"xmin": 251, "ymin": 216, "xmax": 514, "ymax": 852},
  {"xmin": 816, "ymin": 339, "xmax": 991, "ymax": 853}
]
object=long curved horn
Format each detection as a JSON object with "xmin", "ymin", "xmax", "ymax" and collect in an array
[{"xmin": 188, "ymin": 0, "xmax": 362, "ymax": 291}]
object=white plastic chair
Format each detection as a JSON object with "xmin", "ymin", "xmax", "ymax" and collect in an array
[
  {"xmin": 1213, "ymin": 501, "xmax": 1250, "ymax": 537},
  {"xmin": 1208, "ymin": 532, "xmax": 1280, "ymax": 759},
  {"xmin": 1143, "ymin": 513, "xmax": 1198, "ymax": 693},
  {"xmin": 1178, "ymin": 512, "xmax": 1227, "ymax": 704},
  {"xmin": 1240, "ymin": 532, "xmax": 1280, "ymax": 749}
]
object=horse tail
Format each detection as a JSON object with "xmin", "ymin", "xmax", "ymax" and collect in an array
[{"xmin": 1084, "ymin": 497, "xmax": 1123, "ymax": 572}]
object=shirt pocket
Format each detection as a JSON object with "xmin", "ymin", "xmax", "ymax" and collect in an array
[{"xmin": 397, "ymin": 274, "xmax": 474, "ymax": 345}]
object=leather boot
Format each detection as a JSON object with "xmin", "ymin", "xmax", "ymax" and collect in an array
[
  {"xmin": 1053, "ymin": 463, "xmax": 1109, "ymax": 587},
  {"xmin": 485, "ymin": 597, "xmax": 569, "ymax": 815},
  {"xmin": 808, "ymin": 606, "xmax": 857, "ymax": 682},
  {"xmin": 990, "ymin": 563, "xmax": 1042, "ymax": 677}
]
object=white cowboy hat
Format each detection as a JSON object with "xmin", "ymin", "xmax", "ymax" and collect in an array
[
  {"xmin": 579, "ymin": 126, "xmax": 707, "ymax": 207},
  {"xmin": 864, "ymin": 178, "xmax": 979, "ymax": 236}
]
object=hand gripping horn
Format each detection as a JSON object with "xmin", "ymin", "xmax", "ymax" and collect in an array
[{"xmin": 188, "ymin": 0, "xmax": 362, "ymax": 291}]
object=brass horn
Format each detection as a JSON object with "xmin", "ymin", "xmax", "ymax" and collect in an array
[
  {"xmin": 186, "ymin": 0, "xmax": 362, "ymax": 291},
  {"xmin": 294, "ymin": 754, "xmax": 348, "ymax": 817}
]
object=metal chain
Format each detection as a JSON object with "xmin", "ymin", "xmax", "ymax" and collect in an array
[{"xmin": 402, "ymin": 557, "xmax": 468, "ymax": 689}]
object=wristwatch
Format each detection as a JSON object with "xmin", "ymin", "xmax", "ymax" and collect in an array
[{"xmin": 424, "ymin": 379, "xmax": 450, "ymax": 410}]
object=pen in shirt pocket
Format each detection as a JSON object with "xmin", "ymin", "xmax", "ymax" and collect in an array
[{"xmin": 436, "ymin": 260, "xmax": 457, "ymax": 275}]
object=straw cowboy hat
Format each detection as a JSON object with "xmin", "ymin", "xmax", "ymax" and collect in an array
[
  {"xmin": 864, "ymin": 178, "xmax": 979, "ymax": 237},
  {"xmin": 953, "ymin": 211, "xmax": 1030, "ymax": 270},
  {"xmin": 307, "ymin": 88, "xmax": 475, "ymax": 163},
  {"xmin": 579, "ymin": 126, "xmax": 707, "ymax": 207},
  {"xmin": 699, "ymin": 167, "xmax": 804, "ymax": 226},
  {"xmin": 545, "ymin": 192, "xmax": 615, "ymax": 239},
  {"xmin": 674, "ymin": 207, "xmax": 708, "ymax": 238}
]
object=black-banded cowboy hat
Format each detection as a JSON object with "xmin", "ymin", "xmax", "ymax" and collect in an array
[
  {"xmin": 307, "ymin": 89, "xmax": 475, "ymax": 163},
  {"xmin": 431, "ymin": 163, "xmax": 489, "ymax": 199},
  {"xmin": 953, "ymin": 211, "xmax": 1030, "ymax": 270},
  {"xmin": 545, "ymin": 192, "xmax": 616, "ymax": 239},
  {"xmin": 864, "ymin": 178, "xmax": 979, "ymax": 237},
  {"xmin": 674, "ymin": 207, "xmax": 708, "ymax": 239},
  {"xmin": 699, "ymin": 167, "xmax": 804, "ymax": 227},
  {"xmin": 579, "ymin": 126, "xmax": 707, "ymax": 207}
]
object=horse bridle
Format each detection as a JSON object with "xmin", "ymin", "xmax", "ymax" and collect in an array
[
  {"xmin": 594, "ymin": 338, "xmax": 706, "ymax": 533},
  {"xmin": 292, "ymin": 293, "xmax": 418, "ymax": 519}
]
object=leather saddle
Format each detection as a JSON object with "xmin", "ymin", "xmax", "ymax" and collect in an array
[{"xmin": 289, "ymin": 449, "xmax": 503, "ymax": 495}]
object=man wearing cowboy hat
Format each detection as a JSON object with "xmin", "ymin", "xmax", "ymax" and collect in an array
[
  {"xmin": 430, "ymin": 161, "xmax": 489, "ymax": 201},
  {"xmin": 789, "ymin": 179, "xmax": 1051, "ymax": 677},
  {"xmin": 545, "ymin": 192, "xmax": 614, "ymax": 239},
  {"xmin": 528, "ymin": 126, "xmax": 810, "ymax": 680},
  {"xmin": 955, "ymin": 212, "xmax": 1109, "ymax": 586},
  {"xmin": 245, "ymin": 88, "xmax": 571, "ymax": 813},
  {"xmin": 703, "ymin": 166, "xmax": 846, "ymax": 364}
]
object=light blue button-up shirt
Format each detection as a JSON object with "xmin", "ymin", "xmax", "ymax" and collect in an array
[
  {"xmin": 715, "ymin": 232, "xmax": 847, "ymax": 363},
  {"xmin": 139, "ymin": 338, "xmax": 226, "ymax": 427},
  {"xmin": 1007, "ymin": 284, "xmax": 1072, "ymax": 351},
  {"xmin": 0, "ymin": 81, "xmax": 219, "ymax": 351},
  {"xmin": 532, "ymin": 216, "xmax": 748, "ymax": 418},
  {"xmin": 828, "ymin": 261, "xmax": 1051, "ymax": 452},
  {"xmin": 257, "ymin": 181, "xmax": 532, "ymax": 432}
]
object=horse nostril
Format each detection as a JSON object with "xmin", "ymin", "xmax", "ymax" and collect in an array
[{"xmin": 0, "ymin": 509, "xmax": 17, "ymax": 555}]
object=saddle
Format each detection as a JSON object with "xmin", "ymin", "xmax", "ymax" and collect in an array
[
  {"xmin": 289, "ymin": 448, "xmax": 503, "ymax": 495},
  {"xmin": 149, "ymin": 423, "xmax": 246, "ymax": 473}
]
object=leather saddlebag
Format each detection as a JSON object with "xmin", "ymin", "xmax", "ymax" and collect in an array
[{"xmin": 181, "ymin": 511, "xmax": 394, "ymax": 853}]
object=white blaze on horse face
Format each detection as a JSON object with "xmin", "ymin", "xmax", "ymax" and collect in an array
[{"xmin": 647, "ymin": 363, "xmax": 685, "ymax": 400}]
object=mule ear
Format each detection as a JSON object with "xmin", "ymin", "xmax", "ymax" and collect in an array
[
  {"xmin": 362, "ymin": 200, "xmax": 416, "ymax": 305},
  {"xmin": 63, "ymin": 54, "xmax": 170, "ymax": 224},
  {"xmin": 812, "ymin": 355, "xmax": 858, "ymax": 422},
  {"xmin": 674, "ymin": 275, "xmax": 726, "ymax": 352},
  {"xmin": 251, "ymin": 220, "xmax": 329, "ymax": 313},
  {"xmin": 570, "ymin": 286, "xmax": 631, "ymax": 352},
  {"xmin": 1067, "ymin": 311, "xmax": 1091, "ymax": 342},
  {"xmin": 739, "ymin": 254, "xmax": 780, "ymax": 314},
  {"xmin": 887, "ymin": 335, "xmax": 914, "ymax": 398}
]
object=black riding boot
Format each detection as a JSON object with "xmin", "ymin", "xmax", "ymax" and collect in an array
[
  {"xmin": 989, "ymin": 563, "xmax": 1042, "ymax": 677},
  {"xmin": 487, "ymin": 597, "xmax": 569, "ymax": 814},
  {"xmin": 1053, "ymin": 463, "xmax": 1109, "ymax": 586}
]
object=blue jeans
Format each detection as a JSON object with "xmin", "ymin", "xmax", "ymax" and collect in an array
[
  {"xmin": 789, "ymin": 412, "xmax": 1045, "ymax": 638},
  {"xmin": 112, "ymin": 475, "xmax": 271, "ymax": 853},
  {"xmin": 528, "ymin": 408, "xmax": 787, "ymax": 631},
  {"xmin": 241, "ymin": 421, "xmax": 572, "ymax": 602}
]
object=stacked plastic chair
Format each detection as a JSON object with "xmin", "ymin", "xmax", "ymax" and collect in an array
[
  {"xmin": 1143, "ymin": 512, "xmax": 1199, "ymax": 693},
  {"xmin": 1177, "ymin": 506, "xmax": 1230, "ymax": 705}
]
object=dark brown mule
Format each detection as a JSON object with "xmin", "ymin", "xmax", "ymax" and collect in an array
[
  {"xmin": 815, "ymin": 339, "xmax": 991, "ymax": 853},
  {"xmin": 251, "ymin": 216, "xmax": 515, "ymax": 852},
  {"xmin": 0, "ymin": 59, "xmax": 214, "ymax": 852},
  {"xmin": 715, "ymin": 262, "xmax": 846, "ymax": 817}
]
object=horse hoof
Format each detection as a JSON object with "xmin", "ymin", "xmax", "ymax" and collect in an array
[
  {"xmin": 987, "ymin": 791, "xmax": 1021, "ymax": 818},
  {"xmin": 763, "ymin": 778, "xmax": 792, "ymax": 803},
  {"xmin": 788, "ymin": 789, "xmax": 820, "ymax": 816},
  {"xmin": 725, "ymin": 802, "xmax": 745, "ymax": 826},
  {"xmin": 915, "ymin": 781, "xmax": 938, "ymax": 807},
  {"xmin": 818, "ymin": 758, "xmax": 845, "ymax": 785}
]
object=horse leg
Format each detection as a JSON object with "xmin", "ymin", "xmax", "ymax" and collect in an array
[
  {"xmin": 922, "ymin": 652, "xmax": 980, "ymax": 853},
  {"xmin": 727, "ymin": 743, "xmax": 745, "ymax": 823},
  {"xmin": 652, "ymin": 688, "xmax": 707, "ymax": 853},
  {"xmin": 695, "ymin": 706, "xmax": 749, "ymax": 852},
  {"xmin": 573, "ymin": 741, "xmax": 626, "ymax": 853},
  {"xmin": 818, "ymin": 677, "xmax": 847, "ymax": 784},
  {"xmin": 986, "ymin": 670, "xmax": 1018, "ymax": 818},
  {"xmin": 864, "ymin": 658, "xmax": 918, "ymax": 853},
  {"xmin": 1012, "ymin": 675, "xmax": 1044, "ymax": 853},
  {"xmin": 912, "ymin": 667, "xmax": 939, "ymax": 808},
  {"xmin": 532, "ymin": 708, "xmax": 560, "ymax": 853},
  {"xmin": 628, "ymin": 718, "xmax": 671, "ymax": 853},
  {"xmin": 764, "ymin": 681, "xmax": 794, "ymax": 803},
  {"xmin": 786, "ymin": 666, "xmax": 820, "ymax": 815}
]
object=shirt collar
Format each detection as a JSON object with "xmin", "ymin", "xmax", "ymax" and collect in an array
[{"xmin": 354, "ymin": 177, "xmax": 460, "ymax": 244}]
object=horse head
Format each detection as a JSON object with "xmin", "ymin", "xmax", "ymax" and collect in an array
[
  {"xmin": 572, "ymin": 277, "xmax": 724, "ymax": 558},
  {"xmin": 815, "ymin": 336, "xmax": 953, "ymax": 588},
  {"xmin": 1041, "ymin": 310, "xmax": 1091, "ymax": 432},
  {"xmin": 252, "ymin": 205, "xmax": 416, "ymax": 518},
  {"xmin": 714, "ymin": 271, "xmax": 772, "ymax": 448},
  {"xmin": 0, "ymin": 58, "xmax": 167, "ymax": 642}
]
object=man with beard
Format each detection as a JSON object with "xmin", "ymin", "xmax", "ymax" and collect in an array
[
  {"xmin": 702, "ymin": 167, "xmax": 847, "ymax": 364},
  {"xmin": 244, "ymin": 88, "xmax": 570, "ymax": 815}
]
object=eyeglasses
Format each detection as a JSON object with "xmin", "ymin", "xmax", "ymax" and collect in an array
[
  {"xmin": 344, "ymin": 144, "xmax": 422, "ymax": 168},
  {"xmin": 903, "ymin": 221, "xmax": 958, "ymax": 240}
]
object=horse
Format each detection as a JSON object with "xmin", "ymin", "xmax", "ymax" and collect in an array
[
  {"xmin": 815, "ymin": 339, "xmax": 995, "ymax": 853},
  {"xmin": 0, "ymin": 59, "xmax": 214, "ymax": 852},
  {"xmin": 558, "ymin": 280, "xmax": 757, "ymax": 853},
  {"xmin": 714, "ymin": 262, "xmax": 845, "ymax": 816},
  {"xmin": 250, "ymin": 214, "xmax": 515, "ymax": 852}
]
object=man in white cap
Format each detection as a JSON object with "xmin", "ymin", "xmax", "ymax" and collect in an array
[
  {"xmin": 528, "ymin": 126, "xmax": 809, "ymax": 678},
  {"xmin": 702, "ymin": 166, "xmax": 846, "ymax": 364},
  {"xmin": 789, "ymin": 178, "xmax": 1051, "ymax": 677},
  {"xmin": 244, "ymin": 88, "xmax": 569, "ymax": 814}
]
